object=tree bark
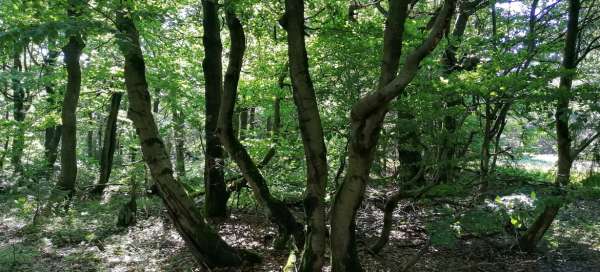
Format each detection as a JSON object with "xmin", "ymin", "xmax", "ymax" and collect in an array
[
  {"xmin": 87, "ymin": 112, "xmax": 95, "ymax": 158},
  {"xmin": 0, "ymin": 109, "xmax": 8, "ymax": 171},
  {"xmin": 283, "ymin": 0, "xmax": 328, "ymax": 270},
  {"xmin": 43, "ymin": 50, "xmax": 62, "ymax": 172},
  {"xmin": 519, "ymin": 0, "xmax": 580, "ymax": 251},
  {"xmin": 201, "ymin": 0, "xmax": 227, "ymax": 218},
  {"xmin": 57, "ymin": 4, "xmax": 85, "ymax": 196},
  {"xmin": 92, "ymin": 92, "xmax": 122, "ymax": 195},
  {"xmin": 217, "ymin": 10, "xmax": 304, "ymax": 249},
  {"xmin": 96, "ymin": 127, "xmax": 102, "ymax": 160},
  {"xmin": 173, "ymin": 108, "xmax": 186, "ymax": 179},
  {"xmin": 330, "ymin": 0, "xmax": 456, "ymax": 270},
  {"xmin": 396, "ymin": 110, "xmax": 422, "ymax": 182},
  {"xmin": 114, "ymin": 6, "xmax": 250, "ymax": 267},
  {"xmin": 239, "ymin": 107, "xmax": 249, "ymax": 140},
  {"xmin": 11, "ymin": 49, "xmax": 24, "ymax": 173}
]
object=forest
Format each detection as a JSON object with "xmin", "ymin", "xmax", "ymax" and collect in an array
[{"xmin": 0, "ymin": 0, "xmax": 599, "ymax": 271}]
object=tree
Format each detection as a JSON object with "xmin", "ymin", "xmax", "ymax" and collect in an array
[
  {"xmin": 43, "ymin": 49, "xmax": 62, "ymax": 173},
  {"xmin": 519, "ymin": 0, "xmax": 581, "ymax": 251},
  {"xmin": 113, "ymin": 3, "xmax": 253, "ymax": 267},
  {"xmin": 282, "ymin": 0, "xmax": 330, "ymax": 270},
  {"xmin": 57, "ymin": 0, "xmax": 85, "ymax": 197},
  {"xmin": 216, "ymin": 7, "xmax": 304, "ymax": 249},
  {"xmin": 10, "ymin": 46, "xmax": 25, "ymax": 174},
  {"xmin": 92, "ymin": 92, "xmax": 122, "ymax": 195},
  {"xmin": 330, "ymin": 0, "xmax": 456, "ymax": 270},
  {"xmin": 201, "ymin": 0, "xmax": 227, "ymax": 218}
]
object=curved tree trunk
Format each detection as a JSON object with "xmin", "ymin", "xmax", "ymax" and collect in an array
[
  {"xmin": 225, "ymin": 96, "xmax": 281, "ymax": 194},
  {"xmin": 57, "ymin": 4, "xmax": 85, "ymax": 196},
  {"xmin": 283, "ymin": 0, "xmax": 328, "ymax": 270},
  {"xmin": 201, "ymin": 0, "xmax": 227, "ymax": 218},
  {"xmin": 92, "ymin": 92, "xmax": 122, "ymax": 195},
  {"xmin": 114, "ymin": 6, "xmax": 250, "ymax": 267},
  {"xmin": 330, "ymin": 0, "xmax": 456, "ymax": 270},
  {"xmin": 217, "ymin": 10, "xmax": 303, "ymax": 249},
  {"xmin": 371, "ymin": 167, "xmax": 428, "ymax": 253}
]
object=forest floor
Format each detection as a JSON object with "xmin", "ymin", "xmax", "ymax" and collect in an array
[{"xmin": 1, "ymin": 168, "xmax": 600, "ymax": 272}]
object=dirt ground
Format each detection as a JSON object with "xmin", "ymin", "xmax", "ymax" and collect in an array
[{"xmin": 1, "ymin": 184, "xmax": 599, "ymax": 272}]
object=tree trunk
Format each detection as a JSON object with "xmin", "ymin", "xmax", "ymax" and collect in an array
[
  {"xmin": 0, "ymin": 109, "xmax": 9, "ymax": 171},
  {"xmin": 201, "ymin": 0, "xmax": 227, "ymax": 218},
  {"xmin": 173, "ymin": 108, "xmax": 186, "ymax": 179},
  {"xmin": 371, "ymin": 167, "xmax": 427, "ymax": 253},
  {"xmin": 217, "ymin": 10, "xmax": 304, "ymax": 249},
  {"xmin": 11, "ymin": 49, "xmax": 24, "ymax": 173},
  {"xmin": 435, "ymin": 1, "xmax": 482, "ymax": 182},
  {"xmin": 330, "ymin": 0, "xmax": 456, "ymax": 269},
  {"xmin": 57, "ymin": 5, "xmax": 85, "ymax": 196},
  {"xmin": 479, "ymin": 101, "xmax": 493, "ymax": 192},
  {"xmin": 87, "ymin": 112, "xmax": 95, "ymax": 158},
  {"xmin": 248, "ymin": 107, "xmax": 256, "ymax": 130},
  {"xmin": 283, "ymin": 1, "xmax": 329, "ymax": 270},
  {"xmin": 92, "ymin": 92, "xmax": 122, "ymax": 195},
  {"xmin": 114, "ymin": 6, "xmax": 250, "ymax": 267},
  {"xmin": 117, "ymin": 174, "xmax": 138, "ymax": 228},
  {"xmin": 479, "ymin": 101, "xmax": 510, "ymax": 194},
  {"xmin": 96, "ymin": 127, "xmax": 102, "ymax": 160},
  {"xmin": 396, "ymin": 110, "xmax": 422, "ymax": 182},
  {"xmin": 519, "ymin": 0, "xmax": 580, "ymax": 251},
  {"xmin": 239, "ymin": 107, "xmax": 249, "ymax": 140},
  {"xmin": 43, "ymin": 50, "xmax": 62, "ymax": 172}
]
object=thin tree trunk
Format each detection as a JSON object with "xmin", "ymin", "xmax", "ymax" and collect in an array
[
  {"xmin": 396, "ymin": 110, "xmax": 422, "ymax": 183},
  {"xmin": 11, "ymin": 49, "xmax": 24, "ymax": 173},
  {"xmin": 519, "ymin": 0, "xmax": 580, "ymax": 251},
  {"xmin": 239, "ymin": 107, "xmax": 249, "ymax": 140},
  {"xmin": 96, "ymin": 127, "xmax": 102, "ymax": 160},
  {"xmin": 43, "ymin": 50, "xmax": 62, "ymax": 172},
  {"xmin": 114, "ymin": 6, "xmax": 251, "ymax": 267},
  {"xmin": 217, "ymin": 10, "xmax": 304, "ymax": 249},
  {"xmin": 283, "ymin": 0, "xmax": 329, "ymax": 270},
  {"xmin": 479, "ymin": 101, "xmax": 510, "ymax": 194},
  {"xmin": 0, "ymin": 109, "xmax": 9, "ymax": 171},
  {"xmin": 57, "ymin": 4, "xmax": 85, "ymax": 196},
  {"xmin": 92, "ymin": 92, "xmax": 122, "ymax": 195},
  {"xmin": 226, "ymin": 96, "xmax": 281, "ymax": 194},
  {"xmin": 201, "ymin": 0, "xmax": 227, "ymax": 218},
  {"xmin": 479, "ymin": 100, "xmax": 493, "ymax": 192},
  {"xmin": 248, "ymin": 107, "xmax": 256, "ymax": 130},
  {"xmin": 371, "ymin": 167, "xmax": 427, "ymax": 253},
  {"xmin": 87, "ymin": 112, "xmax": 95, "ymax": 158},
  {"xmin": 173, "ymin": 108, "xmax": 186, "ymax": 179},
  {"xmin": 435, "ymin": 1, "xmax": 482, "ymax": 182},
  {"xmin": 46, "ymin": 127, "xmax": 62, "ymax": 171}
]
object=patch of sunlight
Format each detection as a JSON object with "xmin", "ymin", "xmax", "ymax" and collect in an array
[{"xmin": 485, "ymin": 193, "xmax": 534, "ymax": 212}]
